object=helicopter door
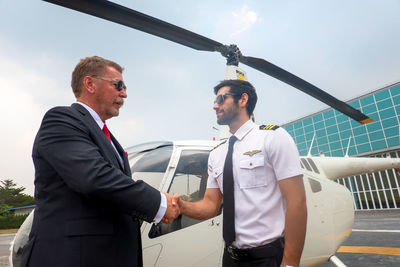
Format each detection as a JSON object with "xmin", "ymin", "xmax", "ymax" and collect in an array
[{"xmin": 141, "ymin": 147, "xmax": 223, "ymax": 267}]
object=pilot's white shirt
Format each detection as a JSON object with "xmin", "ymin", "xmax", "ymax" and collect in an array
[{"xmin": 207, "ymin": 120, "xmax": 302, "ymax": 248}]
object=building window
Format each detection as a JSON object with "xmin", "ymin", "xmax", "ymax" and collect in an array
[
  {"xmin": 390, "ymin": 85, "xmax": 400, "ymax": 96},
  {"xmin": 371, "ymin": 140, "xmax": 386, "ymax": 151},
  {"xmin": 374, "ymin": 90, "xmax": 390, "ymax": 101},
  {"xmin": 360, "ymin": 95, "xmax": 375, "ymax": 106},
  {"xmin": 369, "ymin": 130, "xmax": 385, "ymax": 142},
  {"xmin": 353, "ymin": 126, "xmax": 367, "ymax": 136},
  {"xmin": 366, "ymin": 121, "xmax": 383, "ymax": 132},
  {"xmin": 393, "ymin": 95, "xmax": 400, "ymax": 106},
  {"xmin": 379, "ymin": 107, "xmax": 396, "ymax": 119},
  {"xmin": 338, "ymin": 121, "xmax": 351, "ymax": 131},
  {"xmin": 377, "ymin": 98, "xmax": 393, "ymax": 110},
  {"xmin": 381, "ymin": 117, "xmax": 397, "ymax": 129},
  {"xmin": 336, "ymin": 114, "xmax": 348, "ymax": 123},
  {"xmin": 326, "ymin": 125, "xmax": 338, "ymax": 135},
  {"xmin": 362, "ymin": 104, "xmax": 377, "ymax": 114},
  {"xmin": 357, "ymin": 143, "xmax": 372, "ymax": 154}
]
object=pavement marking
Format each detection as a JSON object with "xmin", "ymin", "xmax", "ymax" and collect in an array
[
  {"xmin": 338, "ymin": 246, "xmax": 400, "ymax": 256},
  {"xmin": 352, "ymin": 229, "xmax": 400, "ymax": 233}
]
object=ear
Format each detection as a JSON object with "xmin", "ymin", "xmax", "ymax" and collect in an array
[
  {"xmin": 83, "ymin": 76, "xmax": 96, "ymax": 94},
  {"xmin": 239, "ymin": 93, "xmax": 249, "ymax": 108}
]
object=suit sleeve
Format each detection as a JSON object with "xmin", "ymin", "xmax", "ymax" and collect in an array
[{"xmin": 35, "ymin": 107, "xmax": 161, "ymax": 222}]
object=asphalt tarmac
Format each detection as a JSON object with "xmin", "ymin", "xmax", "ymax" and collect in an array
[
  {"xmin": 0, "ymin": 234, "xmax": 14, "ymax": 267},
  {"xmin": 317, "ymin": 210, "xmax": 400, "ymax": 267},
  {"xmin": 1, "ymin": 210, "xmax": 399, "ymax": 266}
]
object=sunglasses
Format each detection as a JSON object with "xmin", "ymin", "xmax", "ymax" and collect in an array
[
  {"xmin": 92, "ymin": 76, "xmax": 127, "ymax": 91},
  {"xmin": 214, "ymin": 93, "xmax": 241, "ymax": 104}
]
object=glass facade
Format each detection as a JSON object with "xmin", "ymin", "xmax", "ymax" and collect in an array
[{"xmin": 282, "ymin": 82, "xmax": 400, "ymax": 210}]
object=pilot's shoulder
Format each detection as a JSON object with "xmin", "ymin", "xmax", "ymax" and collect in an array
[
  {"xmin": 211, "ymin": 140, "xmax": 227, "ymax": 152},
  {"xmin": 259, "ymin": 124, "xmax": 280, "ymax": 131}
]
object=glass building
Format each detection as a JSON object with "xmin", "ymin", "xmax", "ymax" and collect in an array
[{"xmin": 282, "ymin": 82, "xmax": 400, "ymax": 210}]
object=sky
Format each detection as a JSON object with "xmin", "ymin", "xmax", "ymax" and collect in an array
[{"xmin": 1, "ymin": 0, "xmax": 400, "ymax": 195}]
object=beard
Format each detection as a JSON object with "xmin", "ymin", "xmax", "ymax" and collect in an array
[{"xmin": 216, "ymin": 103, "xmax": 239, "ymax": 125}]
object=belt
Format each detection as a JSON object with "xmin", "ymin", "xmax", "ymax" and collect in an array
[{"xmin": 225, "ymin": 237, "xmax": 284, "ymax": 261}]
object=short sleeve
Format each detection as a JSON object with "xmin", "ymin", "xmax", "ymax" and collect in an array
[
  {"xmin": 264, "ymin": 128, "xmax": 302, "ymax": 180},
  {"xmin": 206, "ymin": 152, "xmax": 220, "ymax": 189}
]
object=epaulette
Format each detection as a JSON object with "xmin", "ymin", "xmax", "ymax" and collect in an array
[
  {"xmin": 211, "ymin": 140, "xmax": 227, "ymax": 151},
  {"xmin": 259, "ymin": 124, "xmax": 280, "ymax": 130}
]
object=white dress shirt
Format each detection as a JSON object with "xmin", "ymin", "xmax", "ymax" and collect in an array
[{"xmin": 207, "ymin": 120, "xmax": 302, "ymax": 248}]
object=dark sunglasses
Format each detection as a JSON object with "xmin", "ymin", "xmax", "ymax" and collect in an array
[
  {"xmin": 92, "ymin": 76, "xmax": 127, "ymax": 91},
  {"xmin": 214, "ymin": 93, "xmax": 241, "ymax": 104}
]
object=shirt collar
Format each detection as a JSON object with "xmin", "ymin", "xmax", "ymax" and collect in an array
[
  {"xmin": 76, "ymin": 101, "xmax": 104, "ymax": 129},
  {"xmin": 233, "ymin": 120, "xmax": 255, "ymax": 141}
]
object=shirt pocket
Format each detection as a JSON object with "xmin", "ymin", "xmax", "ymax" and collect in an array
[{"xmin": 238, "ymin": 156, "xmax": 268, "ymax": 189}]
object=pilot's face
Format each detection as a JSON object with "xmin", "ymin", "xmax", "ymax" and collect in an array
[
  {"xmin": 95, "ymin": 66, "xmax": 127, "ymax": 121},
  {"xmin": 213, "ymin": 86, "xmax": 239, "ymax": 125}
]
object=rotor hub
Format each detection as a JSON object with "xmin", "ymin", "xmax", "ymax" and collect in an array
[{"xmin": 219, "ymin": 44, "xmax": 242, "ymax": 66}]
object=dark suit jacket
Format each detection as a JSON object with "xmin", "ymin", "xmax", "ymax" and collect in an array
[{"xmin": 21, "ymin": 103, "xmax": 161, "ymax": 267}]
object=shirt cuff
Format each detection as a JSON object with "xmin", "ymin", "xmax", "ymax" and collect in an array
[{"xmin": 153, "ymin": 193, "xmax": 167, "ymax": 223}]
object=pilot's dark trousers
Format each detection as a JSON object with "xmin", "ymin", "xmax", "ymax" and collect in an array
[{"xmin": 222, "ymin": 237, "xmax": 284, "ymax": 267}]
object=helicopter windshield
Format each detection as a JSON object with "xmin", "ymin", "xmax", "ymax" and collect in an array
[{"xmin": 129, "ymin": 145, "xmax": 173, "ymax": 190}]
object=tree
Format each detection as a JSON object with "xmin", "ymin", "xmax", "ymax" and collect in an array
[{"xmin": 0, "ymin": 179, "xmax": 34, "ymax": 208}]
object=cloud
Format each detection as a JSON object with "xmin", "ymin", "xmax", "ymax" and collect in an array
[
  {"xmin": 213, "ymin": 5, "xmax": 259, "ymax": 41},
  {"xmin": 230, "ymin": 5, "xmax": 258, "ymax": 37}
]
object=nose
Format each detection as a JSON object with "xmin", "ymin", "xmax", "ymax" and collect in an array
[
  {"xmin": 119, "ymin": 88, "xmax": 127, "ymax": 98},
  {"xmin": 213, "ymin": 102, "xmax": 219, "ymax": 110}
]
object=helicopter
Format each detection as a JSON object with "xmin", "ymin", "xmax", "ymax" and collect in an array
[
  {"xmin": 10, "ymin": 0, "xmax": 398, "ymax": 266},
  {"xmin": 10, "ymin": 139, "xmax": 400, "ymax": 266}
]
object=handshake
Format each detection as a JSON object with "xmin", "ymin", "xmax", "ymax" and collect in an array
[{"xmin": 161, "ymin": 192, "xmax": 182, "ymax": 224}]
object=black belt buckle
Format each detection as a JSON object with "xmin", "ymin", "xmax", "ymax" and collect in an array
[
  {"xmin": 227, "ymin": 245, "xmax": 240, "ymax": 260},
  {"xmin": 227, "ymin": 245, "xmax": 249, "ymax": 261}
]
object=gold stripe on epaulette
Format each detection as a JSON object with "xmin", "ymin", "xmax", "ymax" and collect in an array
[
  {"xmin": 211, "ymin": 140, "xmax": 227, "ymax": 151},
  {"xmin": 260, "ymin": 124, "xmax": 279, "ymax": 130}
]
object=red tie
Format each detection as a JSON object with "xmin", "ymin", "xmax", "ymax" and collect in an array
[{"xmin": 102, "ymin": 124, "xmax": 111, "ymax": 142}]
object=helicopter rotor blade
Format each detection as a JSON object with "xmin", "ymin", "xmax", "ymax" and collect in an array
[
  {"xmin": 43, "ymin": 0, "xmax": 372, "ymax": 124},
  {"xmin": 43, "ymin": 0, "xmax": 223, "ymax": 51},
  {"xmin": 239, "ymin": 56, "xmax": 372, "ymax": 124}
]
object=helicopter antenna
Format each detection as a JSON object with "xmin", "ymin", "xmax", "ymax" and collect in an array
[
  {"xmin": 307, "ymin": 134, "xmax": 316, "ymax": 157},
  {"xmin": 345, "ymin": 136, "xmax": 353, "ymax": 157}
]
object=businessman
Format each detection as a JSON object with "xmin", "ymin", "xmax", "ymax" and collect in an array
[{"xmin": 21, "ymin": 56, "xmax": 179, "ymax": 267}]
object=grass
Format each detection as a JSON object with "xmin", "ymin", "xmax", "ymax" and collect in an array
[{"xmin": 0, "ymin": 229, "xmax": 18, "ymax": 234}]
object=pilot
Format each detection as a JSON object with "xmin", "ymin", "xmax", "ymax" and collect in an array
[
  {"xmin": 21, "ymin": 56, "xmax": 179, "ymax": 267},
  {"xmin": 177, "ymin": 79, "xmax": 307, "ymax": 267}
]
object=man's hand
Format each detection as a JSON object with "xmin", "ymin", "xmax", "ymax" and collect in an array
[{"xmin": 161, "ymin": 193, "xmax": 180, "ymax": 224}]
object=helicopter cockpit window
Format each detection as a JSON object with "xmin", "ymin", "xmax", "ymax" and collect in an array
[
  {"xmin": 130, "ymin": 145, "xmax": 173, "ymax": 190},
  {"xmin": 307, "ymin": 158, "xmax": 320, "ymax": 174},
  {"xmin": 300, "ymin": 158, "xmax": 313, "ymax": 172},
  {"xmin": 299, "ymin": 161, "xmax": 304, "ymax": 169},
  {"xmin": 149, "ymin": 149, "xmax": 213, "ymax": 238},
  {"xmin": 308, "ymin": 178, "xmax": 322, "ymax": 193}
]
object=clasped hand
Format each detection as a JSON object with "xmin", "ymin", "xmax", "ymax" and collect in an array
[{"xmin": 161, "ymin": 193, "xmax": 181, "ymax": 224}]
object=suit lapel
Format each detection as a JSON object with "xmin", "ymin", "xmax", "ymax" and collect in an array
[
  {"xmin": 71, "ymin": 103, "xmax": 125, "ymax": 171},
  {"xmin": 110, "ymin": 133, "xmax": 131, "ymax": 176}
]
